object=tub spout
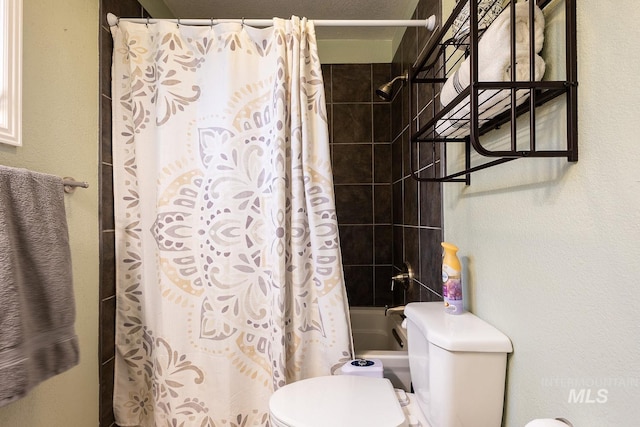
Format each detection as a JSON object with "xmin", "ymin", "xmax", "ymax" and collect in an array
[{"xmin": 384, "ymin": 305, "xmax": 405, "ymax": 317}]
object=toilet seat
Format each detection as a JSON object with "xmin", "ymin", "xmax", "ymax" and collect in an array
[{"xmin": 269, "ymin": 375, "xmax": 409, "ymax": 427}]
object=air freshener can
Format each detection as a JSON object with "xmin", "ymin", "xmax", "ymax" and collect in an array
[{"xmin": 442, "ymin": 242, "xmax": 463, "ymax": 315}]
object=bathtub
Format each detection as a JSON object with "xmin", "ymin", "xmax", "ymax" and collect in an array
[{"xmin": 349, "ymin": 306, "xmax": 411, "ymax": 391}]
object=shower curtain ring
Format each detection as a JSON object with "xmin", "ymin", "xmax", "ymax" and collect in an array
[
  {"xmin": 210, "ymin": 17, "xmax": 214, "ymax": 28},
  {"xmin": 146, "ymin": 17, "xmax": 150, "ymax": 27},
  {"xmin": 241, "ymin": 17, "xmax": 245, "ymax": 28},
  {"xmin": 177, "ymin": 18, "xmax": 181, "ymax": 28}
]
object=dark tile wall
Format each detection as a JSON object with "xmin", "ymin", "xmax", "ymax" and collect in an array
[
  {"xmin": 99, "ymin": 2, "xmax": 148, "ymax": 426},
  {"xmin": 390, "ymin": 0, "xmax": 445, "ymax": 305},
  {"xmin": 322, "ymin": 64, "xmax": 396, "ymax": 307}
]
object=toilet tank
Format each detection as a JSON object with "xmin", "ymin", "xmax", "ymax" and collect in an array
[{"xmin": 404, "ymin": 302, "xmax": 513, "ymax": 427}]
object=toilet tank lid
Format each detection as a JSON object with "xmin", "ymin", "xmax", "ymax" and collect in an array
[{"xmin": 405, "ymin": 302, "xmax": 513, "ymax": 353}]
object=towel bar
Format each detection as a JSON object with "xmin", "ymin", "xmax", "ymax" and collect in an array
[{"xmin": 63, "ymin": 177, "xmax": 89, "ymax": 193}]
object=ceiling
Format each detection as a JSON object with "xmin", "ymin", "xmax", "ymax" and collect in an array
[{"xmin": 158, "ymin": 0, "xmax": 420, "ymax": 41}]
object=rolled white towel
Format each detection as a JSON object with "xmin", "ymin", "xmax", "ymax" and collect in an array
[
  {"xmin": 480, "ymin": 0, "xmax": 545, "ymax": 55},
  {"xmin": 436, "ymin": 53, "xmax": 545, "ymax": 137},
  {"xmin": 435, "ymin": 89, "xmax": 532, "ymax": 138},
  {"xmin": 441, "ymin": 1, "xmax": 545, "ymax": 107}
]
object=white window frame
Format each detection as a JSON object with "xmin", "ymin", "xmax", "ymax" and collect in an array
[{"xmin": 0, "ymin": 0, "xmax": 22, "ymax": 146}]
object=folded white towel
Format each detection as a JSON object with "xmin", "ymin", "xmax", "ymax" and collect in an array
[
  {"xmin": 441, "ymin": 1, "xmax": 545, "ymax": 107},
  {"xmin": 436, "ymin": 53, "xmax": 545, "ymax": 137}
]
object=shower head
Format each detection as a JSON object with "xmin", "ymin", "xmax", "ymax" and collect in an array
[{"xmin": 376, "ymin": 71, "xmax": 409, "ymax": 101}]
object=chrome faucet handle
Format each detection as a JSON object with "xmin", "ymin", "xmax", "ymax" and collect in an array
[
  {"xmin": 391, "ymin": 272, "xmax": 409, "ymax": 281},
  {"xmin": 390, "ymin": 262, "xmax": 414, "ymax": 291}
]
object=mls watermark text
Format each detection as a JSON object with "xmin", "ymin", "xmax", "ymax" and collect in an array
[{"xmin": 541, "ymin": 377, "xmax": 638, "ymax": 404}]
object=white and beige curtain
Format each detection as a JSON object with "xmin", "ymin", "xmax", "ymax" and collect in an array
[{"xmin": 111, "ymin": 17, "xmax": 352, "ymax": 427}]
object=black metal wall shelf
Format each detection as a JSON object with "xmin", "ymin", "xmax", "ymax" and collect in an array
[{"xmin": 409, "ymin": 0, "xmax": 577, "ymax": 184}]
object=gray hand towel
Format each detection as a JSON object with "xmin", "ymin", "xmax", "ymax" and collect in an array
[{"xmin": 0, "ymin": 165, "xmax": 79, "ymax": 408}]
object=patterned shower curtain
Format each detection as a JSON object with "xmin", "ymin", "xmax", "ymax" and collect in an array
[{"xmin": 110, "ymin": 17, "xmax": 352, "ymax": 426}]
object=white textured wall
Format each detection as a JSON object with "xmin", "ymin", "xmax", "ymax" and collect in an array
[
  {"xmin": 443, "ymin": 1, "xmax": 640, "ymax": 426},
  {"xmin": 0, "ymin": 0, "xmax": 99, "ymax": 425}
]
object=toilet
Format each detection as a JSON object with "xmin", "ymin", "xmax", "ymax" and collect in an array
[{"xmin": 269, "ymin": 301, "xmax": 513, "ymax": 427}]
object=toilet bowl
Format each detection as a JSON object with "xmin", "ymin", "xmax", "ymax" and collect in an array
[{"xmin": 269, "ymin": 302, "xmax": 513, "ymax": 427}]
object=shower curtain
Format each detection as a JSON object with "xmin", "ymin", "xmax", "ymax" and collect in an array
[{"xmin": 110, "ymin": 17, "xmax": 352, "ymax": 426}]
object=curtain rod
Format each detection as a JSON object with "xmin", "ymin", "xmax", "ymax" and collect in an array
[{"xmin": 106, "ymin": 13, "xmax": 436, "ymax": 30}]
